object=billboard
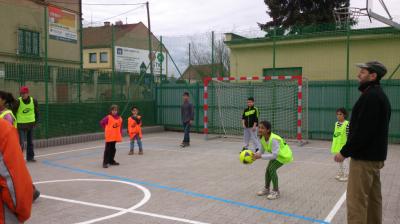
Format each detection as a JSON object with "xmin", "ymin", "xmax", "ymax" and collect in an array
[
  {"xmin": 115, "ymin": 46, "xmax": 167, "ymax": 74},
  {"xmin": 48, "ymin": 6, "xmax": 78, "ymax": 43}
]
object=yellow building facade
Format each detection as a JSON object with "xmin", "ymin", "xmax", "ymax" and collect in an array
[
  {"xmin": 83, "ymin": 48, "xmax": 112, "ymax": 70},
  {"xmin": 0, "ymin": 0, "xmax": 81, "ymax": 67},
  {"xmin": 225, "ymin": 28, "xmax": 400, "ymax": 80}
]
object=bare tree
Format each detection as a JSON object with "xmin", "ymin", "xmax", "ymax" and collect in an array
[{"xmin": 188, "ymin": 33, "xmax": 230, "ymax": 76}]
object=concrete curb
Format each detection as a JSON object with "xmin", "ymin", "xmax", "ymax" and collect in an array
[{"xmin": 33, "ymin": 126, "xmax": 164, "ymax": 148}]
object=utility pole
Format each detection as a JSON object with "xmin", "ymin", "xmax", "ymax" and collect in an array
[
  {"xmin": 189, "ymin": 43, "xmax": 191, "ymax": 83},
  {"xmin": 146, "ymin": 2, "xmax": 153, "ymax": 77}
]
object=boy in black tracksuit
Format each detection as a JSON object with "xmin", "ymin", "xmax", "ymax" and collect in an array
[{"xmin": 242, "ymin": 97, "xmax": 260, "ymax": 152}]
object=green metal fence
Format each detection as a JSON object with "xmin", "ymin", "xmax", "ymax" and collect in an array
[
  {"xmin": 155, "ymin": 82, "xmax": 203, "ymax": 133},
  {"xmin": 308, "ymin": 80, "xmax": 400, "ymax": 143},
  {"xmin": 0, "ymin": 62, "xmax": 157, "ymax": 139},
  {"xmin": 156, "ymin": 80, "xmax": 400, "ymax": 143}
]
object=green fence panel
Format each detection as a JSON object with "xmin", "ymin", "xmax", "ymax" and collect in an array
[
  {"xmin": 308, "ymin": 80, "xmax": 400, "ymax": 143},
  {"xmin": 157, "ymin": 80, "xmax": 400, "ymax": 143},
  {"xmin": 156, "ymin": 83, "xmax": 203, "ymax": 132}
]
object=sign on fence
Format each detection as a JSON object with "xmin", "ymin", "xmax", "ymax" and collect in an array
[
  {"xmin": 115, "ymin": 46, "xmax": 166, "ymax": 74},
  {"xmin": 48, "ymin": 6, "xmax": 78, "ymax": 43}
]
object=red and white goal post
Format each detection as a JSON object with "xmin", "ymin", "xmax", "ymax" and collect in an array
[{"xmin": 203, "ymin": 75, "xmax": 307, "ymax": 145}]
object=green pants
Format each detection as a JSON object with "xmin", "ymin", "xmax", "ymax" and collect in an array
[{"xmin": 265, "ymin": 160, "xmax": 283, "ymax": 190}]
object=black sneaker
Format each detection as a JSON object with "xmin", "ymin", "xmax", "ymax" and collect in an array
[
  {"xmin": 27, "ymin": 159, "xmax": 37, "ymax": 162},
  {"xmin": 33, "ymin": 188, "xmax": 40, "ymax": 202},
  {"xmin": 110, "ymin": 161, "xmax": 120, "ymax": 166},
  {"xmin": 180, "ymin": 142, "xmax": 189, "ymax": 147}
]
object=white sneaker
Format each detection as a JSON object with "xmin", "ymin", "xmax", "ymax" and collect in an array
[
  {"xmin": 256, "ymin": 188, "xmax": 269, "ymax": 196},
  {"xmin": 267, "ymin": 191, "xmax": 280, "ymax": 200},
  {"xmin": 335, "ymin": 172, "xmax": 344, "ymax": 180},
  {"xmin": 338, "ymin": 175, "xmax": 348, "ymax": 182}
]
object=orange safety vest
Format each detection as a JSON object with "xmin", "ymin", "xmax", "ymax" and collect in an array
[
  {"xmin": 128, "ymin": 116, "xmax": 142, "ymax": 139},
  {"xmin": 105, "ymin": 115, "xmax": 122, "ymax": 142},
  {"xmin": 0, "ymin": 119, "xmax": 33, "ymax": 223}
]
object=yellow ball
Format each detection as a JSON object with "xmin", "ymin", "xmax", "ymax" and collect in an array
[{"xmin": 240, "ymin": 150, "xmax": 254, "ymax": 164}]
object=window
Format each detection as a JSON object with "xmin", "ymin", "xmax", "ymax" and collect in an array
[
  {"xmin": 100, "ymin": 52, "xmax": 108, "ymax": 63},
  {"xmin": 89, "ymin": 53, "xmax": 97, "ymax": 63},
  {"xmin": 18, "ymin": 29, "xmax": 40, "ymax": 56}
]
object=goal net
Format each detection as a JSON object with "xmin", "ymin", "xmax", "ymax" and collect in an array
[{"xmin": 203, "ymin": 76, "xmax": 308, "ymax": 144}]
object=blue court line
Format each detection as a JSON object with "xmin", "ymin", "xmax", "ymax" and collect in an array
[{"xmin": 42, "ymin": 159, "xmax": 329, "ymax": 224}]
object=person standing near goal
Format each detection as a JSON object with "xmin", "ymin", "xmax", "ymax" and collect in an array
[
  {"xmin": 180, "ymin": 92, "xmax": 194, "ymax": 148},
  {"xmin": 242, "ymin": 97, "xmax": 260, "ymax": 152}
]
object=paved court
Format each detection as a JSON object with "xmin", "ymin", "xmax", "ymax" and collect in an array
[{"xmin": 26, "ymin": 132, "xmax": 400, "ymax": 224}]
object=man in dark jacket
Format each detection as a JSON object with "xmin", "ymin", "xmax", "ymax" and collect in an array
[
  {"xmin": 334, "ymin": 61, "xmax": 391, "ymax": 224},
  {"xmin": 13, "ymin": 86, "xmax": 39, "ymax": 162}
]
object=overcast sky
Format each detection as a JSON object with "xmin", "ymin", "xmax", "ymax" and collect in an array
[
  {"xmin": 81, "ymin": 0, "xmax": 400, "ymax": 76},
  {"xmin": 82, "ymin": 0, "xmax": 400, "ymax": 36}
]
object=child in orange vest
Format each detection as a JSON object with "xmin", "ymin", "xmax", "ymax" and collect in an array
[
  {"xmin": 100, "ymin": 104, "xmax": 122, "ymax": 168},
  {"xmin": 128, "ymin": 106, "xmax": 143, "ymax": 155}
]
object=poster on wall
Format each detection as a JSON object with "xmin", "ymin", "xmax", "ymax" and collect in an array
[
  {"xmin": 115, "ymin": 46, "xmax": 167, "ymax": 74},
  {"xmin": 48, "ymin": 6, "xmax": 78, "ymax": 43}
]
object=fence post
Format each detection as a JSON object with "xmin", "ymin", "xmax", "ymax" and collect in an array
[
  {"xmin": 154, "ymin": 83, "xmax": 158, "ymax": 125},
  {"xmin": 273, "ymin": 27, "xmax": 277, "ymax": 72},
  {"xmin": 78, "ymin": 1, "xmax": 83, "ymax": 103},
  {"xmin": 211, "ymin": 31, "xmax": 215, "ymax": 77},
  {"xmin": 44, "ymin": 6, "xmax": 49, "ymax": 139},
  {"xmin": 345, "ymin": 22, "xmax": 351, "ymax": 111},
  {"xmin": 111, "ymin": 24, "xmax": 116, "ymax": 101},
  {"xmin": 160, "ymin": 36, "xmax": 163, "ymax": 79}
]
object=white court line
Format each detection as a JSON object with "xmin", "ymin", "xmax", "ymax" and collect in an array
[
  {"xmin": 40, "ymin": 195, "xmax": 209, "ymax": 224},
  {"xmin": 35, "ymin": 179, "xmax": 209, "ymax": 224},
  {"xmin": 324, "ymin": 191, "xmax": 347, "ymax": 222},
  {"xmin": 35, "ymin": 179, "xmax": 150, "ymax": 224},
  {"xmin": 35, "ymin": 146, "xmax": 103, "ymax": 158},
  {"xmin": 35, "ymin": 136, "xmax": 160, "ymax": 158},
  {"xmin": 35, "ymin": 137, "xmax": 215, "ymax": 159}
]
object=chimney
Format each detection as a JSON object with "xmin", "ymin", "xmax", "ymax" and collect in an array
[
  {"xmin": 104, "ymin": 21, "xmax": 111, "ymax": 26},
  {"xmin": 115, "ymin": 20, "xmax": 123, "ymax": 26}
]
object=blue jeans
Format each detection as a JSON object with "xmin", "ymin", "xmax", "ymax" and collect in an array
[
  {"xmin": 18, "ymin": 128, "xmax": 35, "ymax": 160},
  {"xmin": 183, "ymin": 121, "xmax": 191, "ymax": 143},
  {"xmin": 130, "ymin": 135, "xmax": 143, "ymax": 151}
]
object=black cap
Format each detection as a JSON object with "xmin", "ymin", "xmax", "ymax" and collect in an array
[{"xmin": 356, "ymin": 61, "xmax": 387, "ymax": 78}]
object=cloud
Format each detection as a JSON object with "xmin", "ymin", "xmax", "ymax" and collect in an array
[{"xmin": 82, "ymin": 0, "xmax": 268, "ymax": 34}]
